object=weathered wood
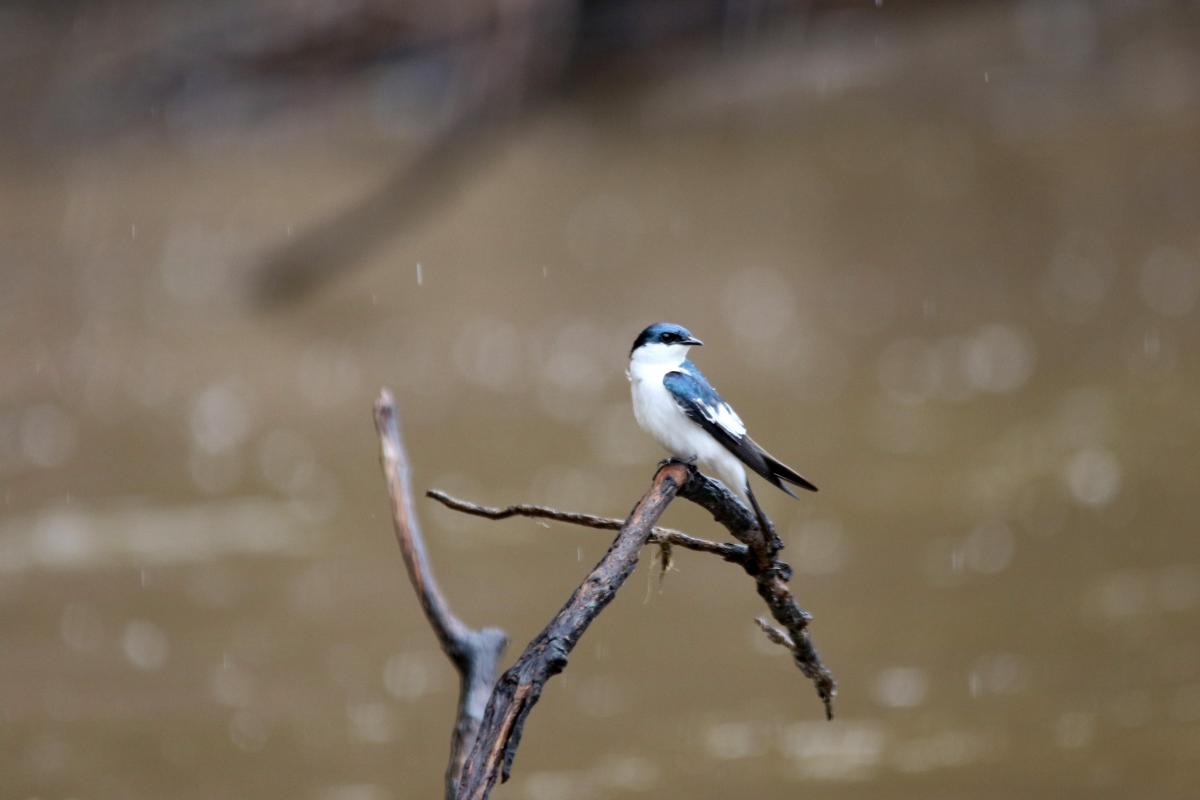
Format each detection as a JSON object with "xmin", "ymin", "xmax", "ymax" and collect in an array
[
  {"xmin": 374, "ymin": 391, "xmax": 507, "ymax": 798},
  {"xmin": 455, "ymin": 462, "xmax": 689, "ymax": 800},
  {"xmin": 374, "ymin": 389, "xmax": 836, "ymax": 800}
]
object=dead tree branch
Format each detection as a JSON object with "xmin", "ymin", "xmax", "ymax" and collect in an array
[
  {"xmin": 429, "ymin": 470, "xmax": 836, "ymax": 720},
  {"xmin": 374, "ymin": 389, "xmax": 835, "ymax": 800},
  {"xmin": 675, "ymin": 469, "xmax": 837, "ymax": 719},
  {"xmin": 373, "ymin": 391, "xmax": 508, "ymax": 798},
  {"xmin": 454, "ymin": 462, "xmax": 691, "ymax": 800}
]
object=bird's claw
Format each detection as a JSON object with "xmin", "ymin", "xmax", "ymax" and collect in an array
[{"xmin": 657, "ymin": 456, "xmax": 699, "ymax": 473}]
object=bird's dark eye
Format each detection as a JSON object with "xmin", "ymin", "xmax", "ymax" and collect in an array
[{"xmin": 661, "ymin": 332, "xmax": 678, "ymax": 343}]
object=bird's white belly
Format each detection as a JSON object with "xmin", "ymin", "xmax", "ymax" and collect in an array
[{"xmin": 630, "ymin": 371, "xmax": 747, "ymax": 492}]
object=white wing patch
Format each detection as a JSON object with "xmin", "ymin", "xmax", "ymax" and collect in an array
[{"xmin": 699, "ymin": 400, "xmax": 746, "ymax": 438}]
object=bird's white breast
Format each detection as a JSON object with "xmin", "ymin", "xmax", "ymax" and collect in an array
[
  {"xmin": 627, "ymin": 359, "xmax": 747, "ymax": 493},
  {"xmin": 628, "ymin": 360, "xmax": 689, "ymax": 453}
]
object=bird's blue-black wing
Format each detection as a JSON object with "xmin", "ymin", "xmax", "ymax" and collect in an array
[{"xmin": 664, "ymin": 363, "xmax": 817, "ymax": 495}]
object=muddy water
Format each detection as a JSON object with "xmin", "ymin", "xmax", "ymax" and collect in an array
[{"xmin": 3, "ymin": 3, "xmax": 1200, "ymax": 799}]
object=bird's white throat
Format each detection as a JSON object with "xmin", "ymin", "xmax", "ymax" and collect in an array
[{"xmin": 627, "ymin": 342, "xmax": 692, "ymax": 376}]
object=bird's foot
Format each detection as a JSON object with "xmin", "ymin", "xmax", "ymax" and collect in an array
[{"xmin": 657, "ymin": 455, "xmax": 699, "ymax": 472}]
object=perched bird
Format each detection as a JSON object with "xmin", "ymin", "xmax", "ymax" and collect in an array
[{"xmin": 627, "ymin": 322, "xmax": 816, "ymax": 528}]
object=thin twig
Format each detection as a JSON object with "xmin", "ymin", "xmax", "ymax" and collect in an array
[
  {"xmin": 373, "ymin": 390, "xmax": 507, "ymax": 799},
  {"xmin": 754, "ymin": 617, "xmax": 795, "ymax": 649},
  {"xmin": 425, "ymin": 489, "xmax": 747, "ymax": 563},
  {"xmin": 455, "ymin": 463, "xmax": 691, "ymax": 800}
]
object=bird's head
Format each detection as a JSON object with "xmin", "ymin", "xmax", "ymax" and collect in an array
[{"xmin": 629, "ymin": 322, "xmax": 703, "ymax": 366}]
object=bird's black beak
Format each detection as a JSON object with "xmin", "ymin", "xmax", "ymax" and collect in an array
[{"xmin": 682, "ymin": 336, "xmax": 704, "ymax": 347}]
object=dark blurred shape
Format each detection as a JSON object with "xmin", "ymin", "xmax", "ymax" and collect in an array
[
  {"xmin": 247, "ymin": 0, "xmax": 816, "ymax": 305},
  {"xmin": 37, "ymin": 0, "xmax": 828, "ymax": 304},
  {"xmin": 252, "ymin": 116, "xmax": 496, "ymax": 307}
]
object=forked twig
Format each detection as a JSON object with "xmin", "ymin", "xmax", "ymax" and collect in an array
[{"xmin": 373, "ymin": 391, "xmax": 507, "ymax": 798}]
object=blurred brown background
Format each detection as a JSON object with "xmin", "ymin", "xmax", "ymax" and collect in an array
[{"xmin": 3, "ymin": 1, "xmax": 1200, "ymax": 798}]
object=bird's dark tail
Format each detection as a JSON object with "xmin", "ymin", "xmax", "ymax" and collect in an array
[{"xmin": 748, "ymin": 438, "xmax": 818, "ymax": 497}]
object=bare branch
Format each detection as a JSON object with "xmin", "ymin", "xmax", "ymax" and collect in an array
[
  {"xmin": 455, "ymin": 463, "xmax": 691, "ymax": 800},
  {"xmin": 425, "ymin": 488, "xmax": 747, "ymax": 563},
  {"xmin": 676, "ymin": 469, "xmax": 837, "ymax": 719},
  {"xmin": 427, "ymin": 475, "xmax": 837, "ymax": 719},
  {"xmin": 373, "ymin": 390, "xmax": 508, "ymax": 799},
  {"xmin": 376, "ymin": 391, "xmax": 835, "ymax": 799}
]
